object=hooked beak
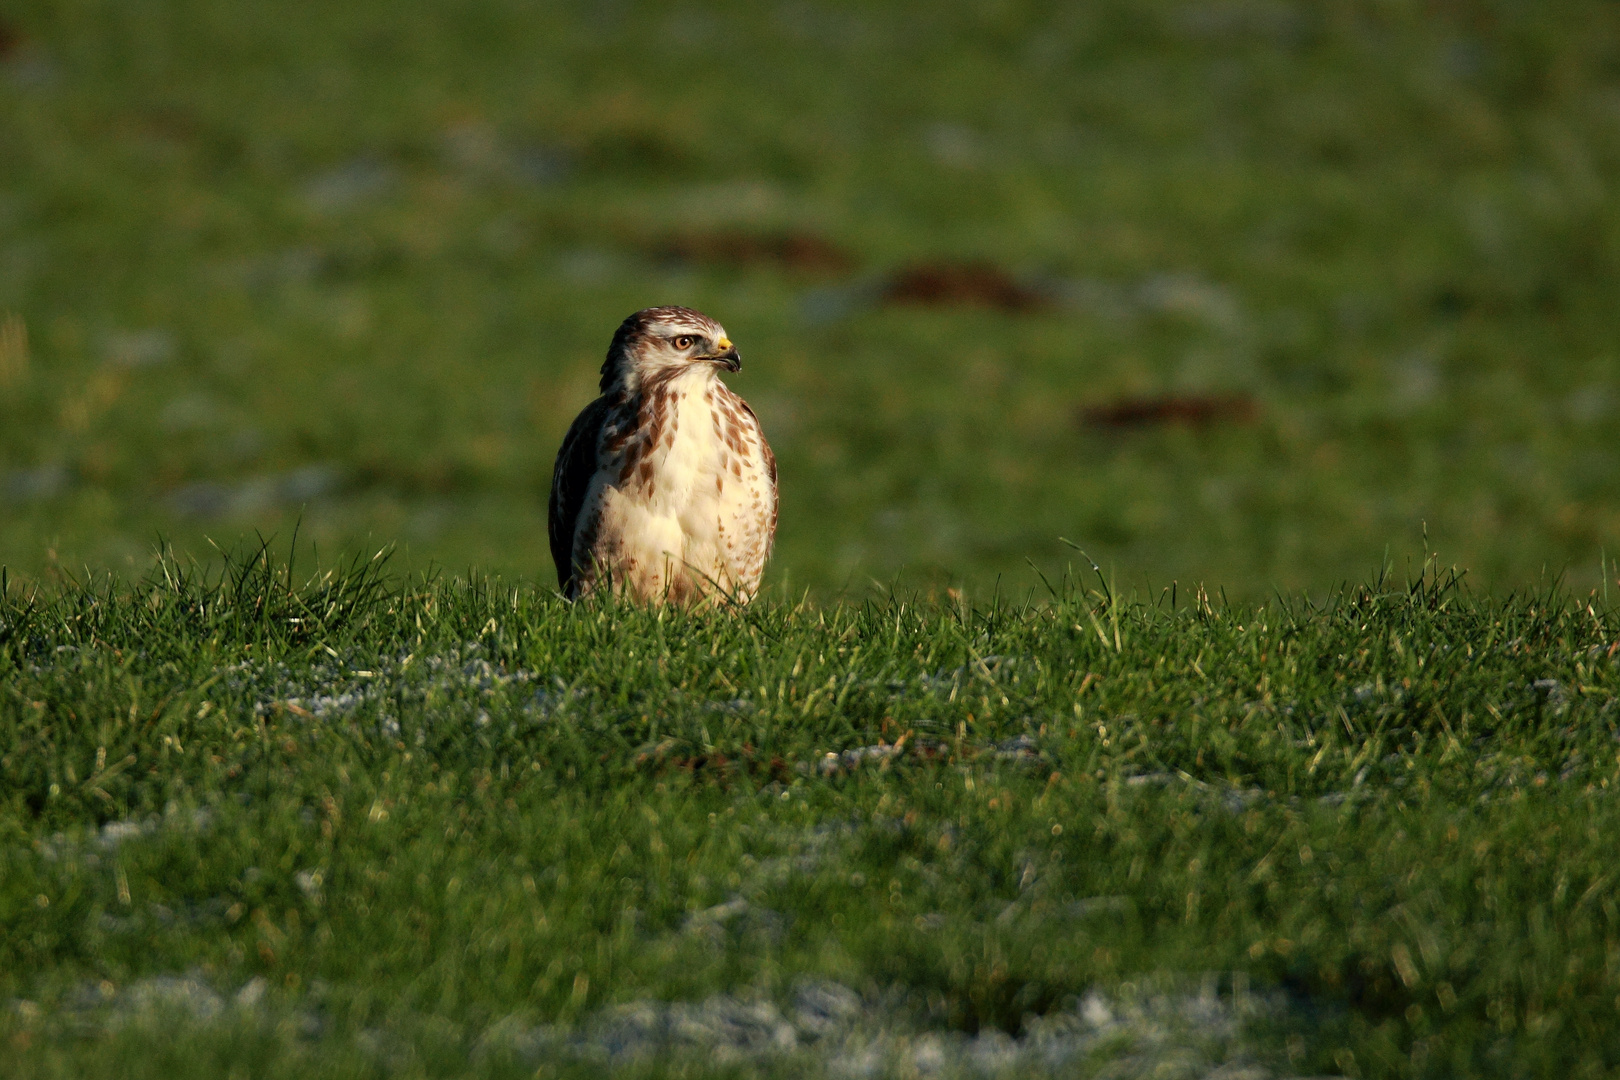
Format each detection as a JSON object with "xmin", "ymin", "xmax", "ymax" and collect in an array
[{"xmin": 706, "ymin": 337, "xmax": 741, "ymax": 372}]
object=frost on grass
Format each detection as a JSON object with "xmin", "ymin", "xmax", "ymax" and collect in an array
[
  {"xmin": 479, "ymin": 976, "xmax": 1300, "ymax": 1078},
  {"xmin": 227, "ymin": 642, "xmax": 566, "ymax": 743},
  {"xmin": 34, "ymin": 804, "xmax": 213, "ymax": 863},
  {"xmin": 16, "ymin": 975, "xmax": 1295, "ymax": 1077},
  {"xmin": 10, "ymin": 973, "xmax": 1308, "ymax": 1078},
  {"xmin": 219, "ymin": 641, "xmax": 1064, "ymax": 775},
  {"xmin": 14, "ymin": 974, "xmax": 327, "ymax": 1049}
]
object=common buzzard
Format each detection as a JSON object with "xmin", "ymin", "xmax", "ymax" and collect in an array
[{"xmin": 548, "ymin": 307, "xmax": 777, "ymax": 605}]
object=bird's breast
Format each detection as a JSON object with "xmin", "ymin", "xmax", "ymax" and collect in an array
[
  {"xmin": 611, "ymin": 380, "xmax": 732, "ymax": 509},
  {"xmin": 581, "ymin": 372, "xmax": 773, "ymax": 601}
]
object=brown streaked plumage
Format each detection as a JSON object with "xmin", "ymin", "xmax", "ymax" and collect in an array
[{"xmin": 548, "ymin": 306, "xmax": 778, "ymax": 605}]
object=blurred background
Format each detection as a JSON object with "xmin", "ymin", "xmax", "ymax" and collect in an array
[{"xmin": 1, "ymin": 0, "xmax": 1617, "ymax": 598}]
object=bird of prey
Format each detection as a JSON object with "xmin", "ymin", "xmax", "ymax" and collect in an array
[{"xmin": 548, "ymin": 306, "xmax": 777, "ymax": 605}]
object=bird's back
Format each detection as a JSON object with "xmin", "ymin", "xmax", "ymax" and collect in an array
[{"xmin": 547, "ymin": 395, "xmax": 613, "ymax": 597}]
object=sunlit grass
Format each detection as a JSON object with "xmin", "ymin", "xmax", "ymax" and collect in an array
[{"xmin": 2, "ymin": 550, "xmax": 1618, "ymax": 1076}]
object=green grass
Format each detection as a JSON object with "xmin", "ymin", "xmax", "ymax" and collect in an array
[
  {"xmin": 5, "ymin": 3, "xmax": 1620, "ymax": 1076},
  {"xmin": 2, "ymin": 552, "xmax": 1618, "ymax": 1076},
  {"xmin": 1, "ymin": 0, "xmax": 1619, "ymax": 593}
]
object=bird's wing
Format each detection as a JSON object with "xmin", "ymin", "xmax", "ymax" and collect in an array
[
  {"xmin": 736, "ymin": 397, "xmax": 779, "ymax": 551},
  {"xmin": 548, "ymin": 396, "xmax": 612, "ymax": 595}
]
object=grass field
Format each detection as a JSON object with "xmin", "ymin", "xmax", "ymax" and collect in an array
[
  {"xmin": 5, "ymin": 2, "xmax": 1620, "ymax": 1077},
  {"xmin": 1, "ymin": 555, "xmax": 1618, "ymax": 1077},
  {"xmin": 2, "ymin": 0, "xmax": 1619, "ymax": 592}
]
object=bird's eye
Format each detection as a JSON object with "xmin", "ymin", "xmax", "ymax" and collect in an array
[{"xmin": 672, "ymin": 335, "xmax": 695, "ymax": 350}]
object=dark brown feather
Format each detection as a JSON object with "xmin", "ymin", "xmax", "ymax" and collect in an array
[{"xmin": 548, "ymin": 395, "xmax": 612, "ymax": 596}]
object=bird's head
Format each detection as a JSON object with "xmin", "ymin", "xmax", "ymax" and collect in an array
[{"xmin": 600, "ymin": 306, "xmax": 741, "ymax": 393}]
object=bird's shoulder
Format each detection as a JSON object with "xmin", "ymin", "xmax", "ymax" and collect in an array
[{"xmin": 552, "ymin": 396, "xmax": 615, "ymax": 480}]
